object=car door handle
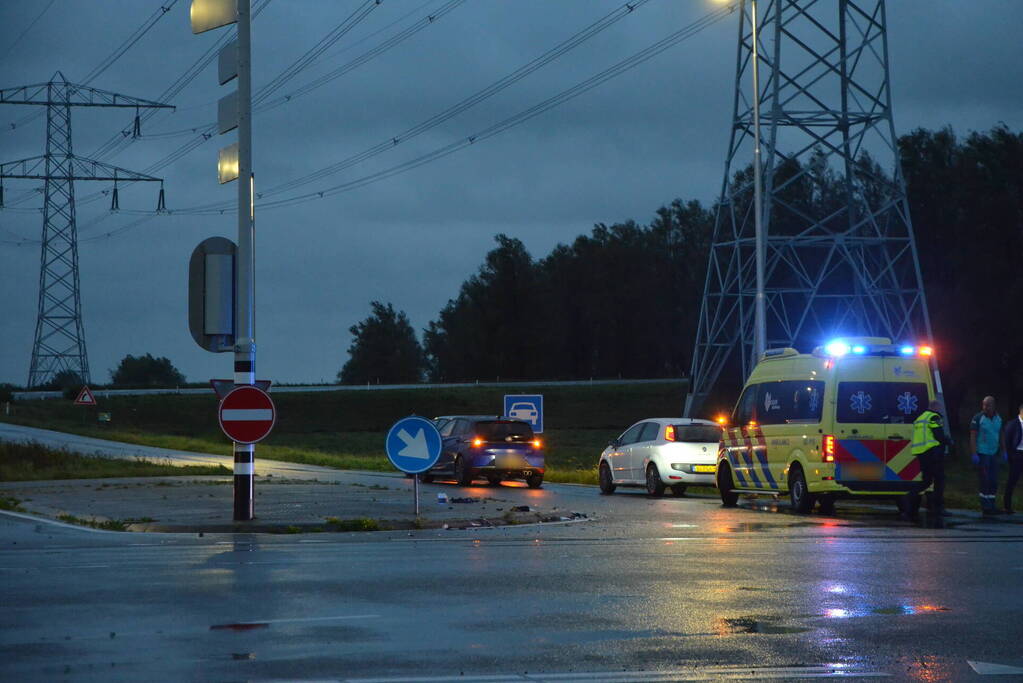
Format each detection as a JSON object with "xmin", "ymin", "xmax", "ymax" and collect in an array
[{"xmin": 887, "ymin": 435, "xmax": 903, "ymax": 440}]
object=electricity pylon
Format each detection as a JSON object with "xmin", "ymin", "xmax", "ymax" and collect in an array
[
  {"xmin": 0, "ymin": 72, "xmax": 172, "ymax": 388},
  {"xmin": 685, "ymin": 0, "xmax": 936, "ymax": 415}
]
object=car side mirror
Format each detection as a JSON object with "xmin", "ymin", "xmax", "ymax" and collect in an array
[{"xmin": 608, "ymin": 439, "xmax": 620, "ymax": 448}]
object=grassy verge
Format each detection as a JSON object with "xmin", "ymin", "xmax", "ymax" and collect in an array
[
  {"xmin": 3, "ymin": 382, "xmax": 1005, "ymax": 511},
  {"xmin": 0, "ymin": 440, "xmax": 231, "ymax": 481},
  {"xmin": 56, "ymin": 513, "xmax": 129, "ymax": 531}
]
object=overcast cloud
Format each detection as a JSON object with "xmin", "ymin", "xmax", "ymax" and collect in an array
[{"xmin": 1, "ymin": 0, "xmax": 1021, "ymax": 386}]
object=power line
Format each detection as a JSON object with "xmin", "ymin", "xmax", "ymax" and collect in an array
[
  {"xmin": 0, "ymin": 0, "xmax": 56, "ymax": 64},
  {"xmin": 177, "ymin": 3, "xmax": 736, "ymax": 215},
  {"xmin": 159, "ymin": 0, "xmax": 657, "ymax": 216},
  {"xmin": 2, "ymin": 0, "xmax": 179, "ymax": 135}
]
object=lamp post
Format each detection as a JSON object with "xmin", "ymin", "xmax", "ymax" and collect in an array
[{"xmin": 749, "ymin": 0, "xmax": 766, "ymax": 364}]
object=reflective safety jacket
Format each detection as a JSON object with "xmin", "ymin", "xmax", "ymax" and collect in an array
[{"xmin": 912, "ymin": 410, "xmax": 947, "ymax": 455}]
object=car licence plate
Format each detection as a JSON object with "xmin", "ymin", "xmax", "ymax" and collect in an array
[
  {"xmin": 692, "ymin": 464, "xmax": 716, "ymax": 474},
  {"xmin": 839, "ymin": 463, "xmax": 884, "ymax": 480}
]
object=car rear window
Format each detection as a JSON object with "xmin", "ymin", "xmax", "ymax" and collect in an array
[
  {"xmin": 836, "ymin": 382, "xmax": 929, "ymax": 423},
  {"xmin": 475, "ymin": 420, "xmax": 534, "ymax": 441},
  {"xmin": 672, "ymin": 425, "xmax": 723, "ymax": 443}
]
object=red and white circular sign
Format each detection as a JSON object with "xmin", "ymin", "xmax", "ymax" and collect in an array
[{"xmin": 218, "ymin": 385, "xmax": 276, "ymax": 444}]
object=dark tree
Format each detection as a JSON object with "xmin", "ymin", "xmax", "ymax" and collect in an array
[
  {"xmin": 339, "ymin": 302, "xmax": 425, "ymax": 384},
  {"xmin": 110, "ymin": 353, "xmax": 185, "ymax": 387},
  {"xmin": 424, "ymin": 235, "xmax": 540, "ymax": 382}
]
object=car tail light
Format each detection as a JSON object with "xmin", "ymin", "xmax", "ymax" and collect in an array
[
  {"xmin": 532, "ymin": 439, "xmax": 542, "ymax": 449},
  {"xmin": 472, "ymin": 437, "xmax": 483, "ymax": 448},
  {"xmin": 823, "ymin": 435, "xmax": 836, "ymax": 462},
  {"xmin": 665, "ymin": 425, "xmax": 676, "ymax": 442}
]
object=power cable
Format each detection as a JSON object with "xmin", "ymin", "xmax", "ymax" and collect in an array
[
  {"xmin": 162, "ymin": 0, "xmax": 656, "ymax": 215},
  {"xmin": 2, "ymin": 0, "xmax": 179, "ymax": 134},
  {"xmin": 170, "ymin": 3, "xmax": 736, "ymax": 215}
]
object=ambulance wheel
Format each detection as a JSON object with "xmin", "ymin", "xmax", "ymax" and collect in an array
[
  {"xmin": 486, "ymin": 474, "xmax": 502, "ymax": 486},
  {"xmin": 646, "ymin": 464, "xmax": 666, "ymax": 497},
  {"xmin": 599, "ymin": 462, "xmax": 616, "ymax": 495},
  {"xmin": 454, "ymin": 456, "xmax": 474, "ymax": 487},
  {"xmin": 526, "ymin": 474, "xmax": 544, "ymax": 489},
  {"xmin": 717, "ymin": 463, "xmax": 739, "ymax": 507},
  {"xmin": 817, "ymin": 494, "xmax": 837, "ymax": 516},
  {"xmin": 788, "ymin": 466, "xmax": 814, "ymax": 514},
  {"xmin": 671, "ymin": 484, "xmax": 688, "ymax": 497}
]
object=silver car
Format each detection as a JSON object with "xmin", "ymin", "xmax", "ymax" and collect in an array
[{"xmin": 598, "ymin": 418, "xmax": 722, "ymax": 496}]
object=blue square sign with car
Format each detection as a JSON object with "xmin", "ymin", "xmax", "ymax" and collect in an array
[{"xmin": 504, "ymin": 394, "xmax": 543, "ymax": 433}]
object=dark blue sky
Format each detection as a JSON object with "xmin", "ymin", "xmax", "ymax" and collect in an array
[{"xmin": 1, "ymin": 1, "xmax": 1020, "ymax": 385}]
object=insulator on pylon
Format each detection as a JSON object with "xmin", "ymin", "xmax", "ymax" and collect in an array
[
  {"xmin": 132, "ymin": 107, "xmax": 141, "ymax": 139},
  {"xmin": 157, "ymin": 185, "xmax": 166, "ymax": 212},
  {"xmin": 110, "ymin": 185, "xmax": 119, "ymax": 211}
]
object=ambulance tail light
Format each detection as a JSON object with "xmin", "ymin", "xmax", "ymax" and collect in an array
[
  {"xmin": 665, "ymin": 425, "xmax": 676, "ymax": 442},
  {"xmin": 823, "ymin": 435, "xmax": 836, "ymax": 462}
]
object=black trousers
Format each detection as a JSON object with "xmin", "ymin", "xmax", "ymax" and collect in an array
[
  {"xmin": 1005, "ymin": 451, "xmax": 1023, "ymax": 511},
  {"xmin": 915, "ymin": 447, "xmax": 945, "ymax": 510}
]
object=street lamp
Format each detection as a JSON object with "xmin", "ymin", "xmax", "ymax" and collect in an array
[
  {"xmin": 716, "ymin": 0, "xmax": 766, "ymax": 365},
  {"xmin": 748, "ymin": 0, "xmax": 766, "ymax": 365}
]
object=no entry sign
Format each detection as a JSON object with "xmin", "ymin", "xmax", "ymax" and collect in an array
[{"xmin": 218, "ymin": 385, "xmax": 276, "ymax": 444}]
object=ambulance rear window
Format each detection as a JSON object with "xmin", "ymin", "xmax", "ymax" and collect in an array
[{"xmin": 836, "ymin": 382, "xmax": 929, "ymax": 423}]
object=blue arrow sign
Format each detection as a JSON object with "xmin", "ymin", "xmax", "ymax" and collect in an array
[{"xmin": 385, "ymin": 416, "xmax": 442, "ymax": 474}]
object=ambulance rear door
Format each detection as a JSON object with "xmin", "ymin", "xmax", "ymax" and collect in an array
[
  {"xmin": 833, "ymin": 357, "xmax": 888, "ymax": 486},
  {"xmin": 881, "ymin": 358, "xmax": 932, "ymax": 485}
]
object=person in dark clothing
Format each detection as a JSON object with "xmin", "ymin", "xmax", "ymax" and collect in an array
[
  {"xmin": 910, "ymin": 399, "xmax": 952, "ymax": 521},
  {"xmin": 1002, "ymin": 403, "xmax": 1023, "ymax": 514}
]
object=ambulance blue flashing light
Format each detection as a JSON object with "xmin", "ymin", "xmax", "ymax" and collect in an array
[
  {"xmin": 900, "ymin": 345, "xmax": 915, "ymax": 356},
  {"xmin": 852, "ymin": 345, "xmax": 866, "ymax": 354},
  {"xmin": 825, "ymin": 341, "xmax": 850, "ymax": 357}
]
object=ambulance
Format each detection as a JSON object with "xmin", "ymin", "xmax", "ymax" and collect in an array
[{"xmin": 716, "ymin": 337, "xmax": 937, "ymax": 514}]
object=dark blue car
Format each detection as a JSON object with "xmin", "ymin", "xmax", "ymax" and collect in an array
[{"xmin": 421, "ymin": 415, "xmax": 545, "ymax": 488}]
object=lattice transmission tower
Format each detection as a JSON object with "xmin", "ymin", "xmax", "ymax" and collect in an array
[
  {"xmin": 685, "ymin": 0, "xmax": 936, "ymax": 415},
  {"xmin": 1, "ymin": 72, "xmax": 172, "ymax": 388}
]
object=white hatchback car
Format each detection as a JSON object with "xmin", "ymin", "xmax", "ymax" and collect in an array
[{"xmin": 598, "ymin": 418, "xmax": 722, "ymax": 496}]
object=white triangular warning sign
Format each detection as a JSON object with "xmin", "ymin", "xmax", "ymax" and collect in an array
[{"xmin": 74, "ymin": 385, "xmax": 97, "ymax": 406}]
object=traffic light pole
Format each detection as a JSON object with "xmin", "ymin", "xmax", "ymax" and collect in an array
[{"xmin": 233, "ymin": 0, "xmax": 255, "ymax": 521}]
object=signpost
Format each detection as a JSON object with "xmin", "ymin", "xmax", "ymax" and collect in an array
[
  {"xmin": 218, "ymin": 385, "xmax": 276, "ymax": 445},
  {"xmin": 192, "ymin": 0, "xmax": 259, "ymax": 521},
  {"xmin": 385, "ymin": 416, "xmax": 442, "ymax": 517},
  {"xmin": 504, "ymin": 394, "xmax": 544, "ymax": 433}
]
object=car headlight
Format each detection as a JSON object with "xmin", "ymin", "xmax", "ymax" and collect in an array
[{"xmin": 671, "ymin": 463, "xmax": 686, "ymax": 471}]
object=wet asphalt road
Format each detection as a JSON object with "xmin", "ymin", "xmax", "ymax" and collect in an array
[
  {"xmin": 3, "ymin": 424, "xmax": 1023, "ymax": 680},
  {"xmin": 4, "ymin": 484, "xmax": 1023, "ymax": 681}
]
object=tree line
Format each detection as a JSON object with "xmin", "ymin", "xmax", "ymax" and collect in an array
[{"xmin": 340, "ymin": 125, "xmax": 1023, "ymax": 423}]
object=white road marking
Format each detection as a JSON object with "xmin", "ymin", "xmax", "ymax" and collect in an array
[
  {"xmin": 344, "ymin": 665, "xmax": 890, "ymax": 682},
  {"xmin": 221, "ymin": 408, "xmax": 273, "ymax": 421},
  {"xmin": 968, "ymin": 660, "xmax": 1023, "ymax": 675},
  {"xmin": 214, "ymin": 614, "xmax": 380, "ymax": 628}
]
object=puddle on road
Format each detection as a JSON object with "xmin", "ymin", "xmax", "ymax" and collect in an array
[{"xmin": 714, "ymin": 616, "xmax": 810, "ymax": 635}]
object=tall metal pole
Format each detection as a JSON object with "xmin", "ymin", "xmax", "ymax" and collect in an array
[
  {"xmin": 750, "ymin": 0, "xmax": 766, "ymax": 364},
  {"xmin": 233, "ymin": 0, "xmax": 256, "ymax": 521}
]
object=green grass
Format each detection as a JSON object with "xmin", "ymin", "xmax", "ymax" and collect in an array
[
  {"xmin": 0, "ymin": 495, "xmax": 26, "ymax": 512},
  {"xmin": 0, "ymin": 383, "xmax": 681, "ymax": 483},
  {"xmin": 57, "ymin": 513, "xmax": 128, "ymax": 531},
  {"xmin": 6, "ymin": 382, "xmax": 1005, "ymax": 512},
  {"xmin": 0, "ymin": 440, "xmax": 231, "ymax": 481},
  {"xmin": 325, "ymin": 516, "xmax": 381, "ymax": 532}
]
